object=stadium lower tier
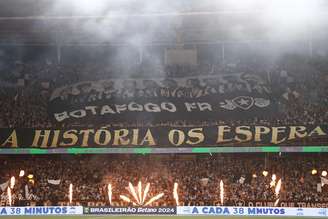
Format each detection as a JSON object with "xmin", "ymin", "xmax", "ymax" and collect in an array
[{"xmin": 0, "ymin": 153, "xmax": 328, "ymax": 207}]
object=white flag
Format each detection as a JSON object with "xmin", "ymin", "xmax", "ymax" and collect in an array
[
  {"xmin": 47, "ymin": 179, "xmax": 61, "ymax": 185},
  {"xmin": 25, "ymin": 184, "xmax": 29, "ymax": 198},
  {"xmin": 200, "ymin": 178, "xmax": 209, "ymax": 186},
  {"xmin": 321, "ymin": 177, "xmax": 328, "ymax": 186},
  {"xmin": 239, "ymin": 176, "xmax": 245, "ymax": 184},
  {"xmin": 14, "ymin": 93, "xmax": 18, "ymax": 102},
  {"xmin": 317, "ymin": 183, "xmax": 322, "ymax": 193},
  {"xmin": 282, "ymin": 92, "xmax": 290, "ymax": 100}
]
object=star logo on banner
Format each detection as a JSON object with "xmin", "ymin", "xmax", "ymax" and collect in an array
[
  {"xmin": 238, "ymin": 98, "xmax": 249, "ymax": 106},
  {"xmin": 232, "ymin": 96, "xmax": 254, "ymax": 110}
]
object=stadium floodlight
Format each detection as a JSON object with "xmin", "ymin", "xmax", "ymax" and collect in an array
[
  {"xmin": 262, "ymin": 170, "xmax": 268, "ymax": 177},
  {"xmin": 311, "ymin": 169, "xmax": 318, "ymax": 175},
  {"xmin": 322, "ymin": 171, "xmax": 327, "ymax": 177}
]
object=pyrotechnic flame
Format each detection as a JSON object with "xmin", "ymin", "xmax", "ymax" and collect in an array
[
  {"xmin": 120, "ymin": 195, "xmax": 137, "ymax": 206},
  {"xmin": 69, "ymin": 184, "xmax": 73, "ymax": 204},
  {"xmin": 142, "ymin": 183, "xmax": 150, "ymax": 204},
  {"xmin": 274, "ymin": 198, "xmax": 280, "ymax": 207},
  {"xmin": 270, "ymin": 174, "xmax": 277, "ymax": 188},
  {"xmin": 173, "ymin": 182, "xmax": 179, "ymax": 206},
  {"xmin": 144, "ymin": 193, "xmax": 164, "ymax": 206},
  {"xmin": 138, "ymin": 181, "xmax": 142, "ymax": 205},
  {"xmin": 121, "ymin": 181, "xmax": 164, "ymax": 206},
  {"xmin": 220, "ymin": 180, "xmax": 224, "ymax": 205},
  {"xmin": 7, "ymin": 187, "xmax": 12, "ymax": 206},
  {"xmin": 10, "ymin": 176, "xmax": 15, "ymax": 189},
  {"xmin": 129, "ymin": 182, "xmax": 140, "ymax": 204},
  {"xmin": 108, "ymin": 184, "xmax": 112, "ymax": 205},
  {"xmin": 120, "ymin": 195, "xmax": 131, "ymax": 202},
  {"xmin": 275, "ymin": 179, "xmax": 282, "ymax": 197},
  {"xmin": 270, "ymin": 181, "xmax": 275, "ymax": 188},
  {"xmin": 274, "ymin": 179, "xmax": 282, "ymax": 207}
]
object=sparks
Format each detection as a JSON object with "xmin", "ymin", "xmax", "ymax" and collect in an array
[
  {"xmin": 129, "ymin": 182, "xmax": 140, "ymax": 204},
  {"xmin": 121, "ymin": 181, "xmax": 164, "ymax": 206},
  {"xmin": 142, "ymin": 183, "xmax": 150, "ymax": 204},
  {"xmin": 108, "ymin": 184, "xmax": 112, "ymax": 205},
  {"xmin": 120, "ymin": 194, "xmax": 131, "ymax": 202},
  {"xmin": 274, "ymin": 198, "xmax": 280, "ymax": 207},
  {"xmin": 7, "ymin": 187, "xmax": 12, "ymax": 206},
  {"xmin": 270, "ymin": 174, "xmax": 277, "ymax": 188},
  {"xmin": 138, "ymin": 181, "xmax": 142, "ymax": 205},
  {"xmin": 69, "ymin": 183, "xmax": 73, "ymax": 204},
  {"xmin": 119, "ymin": 195, "xmax": 137, "ymax": 206},
  {"xmin": 10, "ymin": 176, "xmax": 15, "ymax": 189},
  {"xmin": 270, "ymin": 181, "xmax": 275, "ymax": 188},
  {"xmin": 274, "ymin": 179, "xmax": 282, "ymax": 207},
  {"xmin": 144, "ymin": 193, "xmax": 164, "ymax": 206},
  {"xmin": 173, "ymin": 182, "xmax": 179, "ymax": 206},
  {"xmin": 275, "ymin": 179, "xmax": 282, "ymax": 197},
  {"xmin": 220, "ymin": 180, "xmax": 224, "ymax": 205}
]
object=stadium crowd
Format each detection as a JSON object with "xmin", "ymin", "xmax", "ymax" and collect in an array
[
  {"xmin": 0, "ymin": 53, "xmax": 327, "ymax": 128},
  {"xmin": 0, "ymin": 49, "xmax": 327, "ymax": 207},
  {"xmin": 0, "ymin": 154, "xmax": 327, "ymax": 207}
]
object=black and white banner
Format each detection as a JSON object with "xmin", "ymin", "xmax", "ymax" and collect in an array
[
  {"xmin": 49, "ymin": 73, "xmax": 274, "ymax": 123},
  {"xmin": 0, "ymin": 125, "xmax": 325, "ymax": 148}
]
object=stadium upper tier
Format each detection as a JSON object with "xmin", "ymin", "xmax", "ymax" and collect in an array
[
  {"xmin": 0, "ymin": 153, "xmax": 327, "ymax": 207},
  {"xmin": 0, "ymin": 49, "xmax": 326, "ymax": 129}
]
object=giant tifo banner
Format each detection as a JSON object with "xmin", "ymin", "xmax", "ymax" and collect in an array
[
  {"xmin": 49, "ymin": 73, "xmax": 275, "ymax": 123},
  {"xmin": 0, "ymin": 125, "xmax": 326, "ymax": 148}
]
